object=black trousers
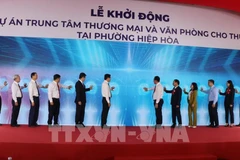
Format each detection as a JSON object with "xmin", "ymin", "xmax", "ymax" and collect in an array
[
  {"xmin": 48, "ymin": 98, "xmax": 60, "ymax": 125},
  {"xmin": 0, "ymin": 96, "xmax": 2, "ymax": 113},
  {"xmin": 154, "ymin": 99, "xmax": 164, "ymax": 125},
  {"xmin": 11, "ymin": 98, "xmax": 22, "ymax": 125},
  {"xmin": 28, "ymin": 96, "xmax": 40, "ymax": 126},
  {"xmin": 101, "ymin": 97, "xmax": 110, "ymax": 127},
  {"xmin": 208, "ymin": 101, "xmax": 219, "ymax": 126},
  {"xmin": 75, "ymin": 102, "xmax": 86, "ymax": 124},
  {"xmin": 172, "ymin": 105, "xmax": 182, "ymax": 125},
  {"xmin": 225, "ymin": 103, "xmax": 234, "ymax": 124}
]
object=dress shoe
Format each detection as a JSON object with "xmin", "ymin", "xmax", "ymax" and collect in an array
[
  {"xmin": 171, "ymin": 124, "xmax": 176, "ymax": 128},
  {"xmin": 102, "ymin": 124, "xmax": 111, "ymax": 129},
  {"xmin": 207, "ymin": 124, "xmax": 214, "ymax": 127},
  {"xmin": 155, "ymin": 124, "xmax": 162, "ymax": 129},
  {"xmin": 28, "ymin": 125, "xmax": 36, "ymax": 128},
  {"xmin": 53, "ymin": 123, "xmax": 60, "ymax": 127},
  {"xmin": 81, "ymin": 123, "xmax": 86, "ymax": 127},
  {"xmin": 76, "ymin": 124, "xmax": 84, "ymax": 128},
  {"xmin": 11, "ymin": 124, "xmax": 20, "ymax": 127}
]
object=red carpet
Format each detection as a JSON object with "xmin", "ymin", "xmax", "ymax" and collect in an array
[{"xmin": 0, "ymin": 125, "xmax": 240, "ymax": 160}]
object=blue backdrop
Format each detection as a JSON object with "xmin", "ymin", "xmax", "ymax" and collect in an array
[{"xmin": 0, "ymin": 36, "xmax": 240, "ymax": 126}]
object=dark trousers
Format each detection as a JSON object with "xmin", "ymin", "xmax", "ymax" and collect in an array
[
  {"xmin": 172, "ymin": 105, "xmax": 182, "ymax": 125},
  {"xmin": 11, "ymin": 98, "xmax": 22, "ymax": 125},
  {"xmin": 28, "ymin": 96, "xmax": 40, "ymax": 126},
  {"xmin": 208, "ymin": 101, "xmax": 219, "ymax": 126},
  {"xmin": 48, "ymin": 98, "xmax": 60, "ymax": 125},
  {"xmin": 75, "ymin": 102, "xmax": 86, "ymax": 124},
  {"xmin": 101, "ymin": 97, "xmax": 110, "ymax": 127},
  {"xmin": 154, "ymin": 99, "xmax": 164, "ymax": 125},
  {"xmin": 0, "ymin": 96, "xmax": 2, "ymax": 113},
  {"xmin": 225, "ymin": 104, "xmax": 234, "ymax": 124}
]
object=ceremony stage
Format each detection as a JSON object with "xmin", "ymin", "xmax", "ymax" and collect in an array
[{"xmin": 0, "ymin": 125, "xmax": 240, "ymax": 160}]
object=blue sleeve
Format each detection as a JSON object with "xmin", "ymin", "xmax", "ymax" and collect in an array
[
  {"xmin": 202, "ymin": 89, "xmax": 210, "ymax": 94},
  {"xmin": 213, "ymin": 88, "xmax": 219, "ymax": 104}
]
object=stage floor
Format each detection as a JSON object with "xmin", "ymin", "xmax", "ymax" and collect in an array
[{"xmin": 0, "ymin": 125, "xmax": 240, "ymax": 160}]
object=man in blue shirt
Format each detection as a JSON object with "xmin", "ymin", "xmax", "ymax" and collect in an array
[{"xmin": 201, "ymin": 79, "xmax": 219, "ymax": 128}]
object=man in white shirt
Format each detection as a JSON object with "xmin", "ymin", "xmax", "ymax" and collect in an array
[
  {"xmin": 0, "ymin": 80, "xmax": 8, "ymax": 126},
  {"xmin": 11, "ymin": 74, "xmax": 27, "ymax": 127},
  {"xmin": 28, "ymin": 72, "xmax": 48, "ymax": 127},
  {"xmin": 47, "ymin": 74, "xmax": 72, "ymax": 126},
  {"xmin": 101, "ymin": 74, "xmax": 115, "ymax": 128},
  {"xmin": 144, "ymin": 76, "xmax": 164, "ymax": 129}
]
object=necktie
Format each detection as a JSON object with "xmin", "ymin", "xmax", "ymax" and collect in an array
[
  {"xmin": 57, "ymin": 83, "xmax": 60, "ymax": 98},
  {"xmin": 108, "ymin": 83, "xmax": 111, "ymax": 98},
  {"xmin": 35, "ymin": 81, "xmax": 40, "ymax": 96},
  {"xmin": 18, "ymin": 84, "xmax": 23, "ymax": 98},
  {"xmin": 153, "ymin": 86, "xmax": 156, "ymax": 98},
  {"xmin": 82, "ymin": 82, "xmax": 85, "ymax": 88},
  {"xmin": 172, "ymin": 88, "xmax": 175, "ymax": 95}
]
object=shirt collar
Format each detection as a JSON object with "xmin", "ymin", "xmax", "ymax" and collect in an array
[
  {"xmin": 104, "ymin": 80, "xmax": 109, "ymax": 84},
  {"xmin": 14, "ymin": 81, "xmax": 19, "ymax": 85},
  {"xmin": 79, "ymin": 80, "xmax": 83, "ymax": 84},
  {"xmin": 156, "ymin": 82, "xmax": 160, "ymax": 86},
  {"xmin": 31, "ymin": 79, "xmax": 36, "ymax": 83}
]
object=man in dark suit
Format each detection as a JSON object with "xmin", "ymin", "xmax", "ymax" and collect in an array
[
  {"xmin": 164, "ymin": 79, "xmax": 182, "ymax": 128},
  {"xmin": 75, "ymin": 72, "xmax": 93, "ymax": 128}
]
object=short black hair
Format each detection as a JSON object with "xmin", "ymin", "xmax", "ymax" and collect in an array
[
  {"xmin": 31, "ymin": 72, "xmax": 37, "ymax": 78},
  {"xmin": 208, "ymin": 79, "xmax": 214, "ymax": 84},
  {"xmin": 154, "ymin": 76, "xmax": 160, "ymax": 82},
  {"xmin": 79, "ymin": 72, "xmax": 86, "ymax": 79},
  {"xmin": 174, "ymin": 79, "xmax": 180, "ymax": 85},
  {"xmin": 104, "ymin": 74, "xmax": 111, "ymax": 80},
  {"xmin": 53, "ymin": 74, "xmax": 61, "ymax": 80}
]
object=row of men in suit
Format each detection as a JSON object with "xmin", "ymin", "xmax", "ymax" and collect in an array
[
  {"xmin": 144, "ymin": 77, "xmax": 238, "ymax": 129},
  {"xmin": 0, "ymin": 72, "xmax": 113, "ymax": 128},
  {"xmin": 76, "ymin": 75, "xmax": 238, "ymax": 129},
  {"xmin": 74, "ymin": 73, "xmax": 114, "ymax": 128},
  {"xmin": 6, "ymin": 73, "xmax": 72, "ymax": 127},
  {"xmin": 144, "ymin": 77, "xmax": 183, "ymax": 128},
  {"xmin": 0, "ymin": 74, "xmax": 239, "ymax": 128}
]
